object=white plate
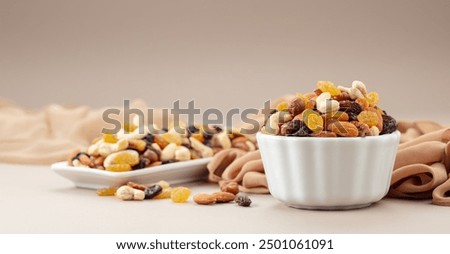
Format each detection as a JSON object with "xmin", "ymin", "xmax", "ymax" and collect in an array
[{"xmin": 51, "ymin": 158, "xmax": 211, "ymax": 189}]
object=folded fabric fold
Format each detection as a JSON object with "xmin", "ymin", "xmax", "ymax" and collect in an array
[{"xmin": 207, "ymin": 149, "xmax": 269, "ymax": 194}]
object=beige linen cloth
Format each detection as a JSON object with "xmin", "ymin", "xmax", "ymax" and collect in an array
[
  {"xmin": 1, "ymin": 99, "xmax": 449, "ymax": 205},
  {"xmin": 0, "ymin": 99, "xmax": 166, "ymax": 164}
]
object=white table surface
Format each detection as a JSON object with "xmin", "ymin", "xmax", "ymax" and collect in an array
[{"xmin": 1, "ymin": 163, "xmax": 449, "ymax": 234}]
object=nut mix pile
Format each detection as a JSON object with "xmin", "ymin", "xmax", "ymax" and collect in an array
[
  {"xmin": 67, "ymin": 118, "xmax": 256, "ymax": 172},
  {"xmin": 67, "ymin": 116, "xmax": 254, "ymax": 206},
  {"xmin": 261, "ymin": 80, "xmax": 397, "ymax": 137},
  {"xmin": 98, "ymin": 180, "xmax": 252, "ymax": 207}
]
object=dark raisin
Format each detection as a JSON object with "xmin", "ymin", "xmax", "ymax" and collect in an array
[
  {"xmin": 144, "ymin": 184, "xmax": 163, "ymax": 199},
  {"xmin": 213, "ymin": 125, "xmax": 223, "ymax": 133},
  {"xmin": 235, "ymin": 195, "xmax": 252, "ymax": 207},
  {"xmin": 162, "ymin": 159, "xmax": 177, "ymax": 164},
  {"xmin": 141, "ymin": 133, "xmax": 154, "ymax": 145},
  {"xmin": 339, "ymin": 100, "xmax": 362, "ymax": 116},
  {"xmin": 133, "ymin": 158, "xmax": 149, "ymax": 170},
  {"xmin": 348, "ymin": 112, "xmax": 359, "ymax": 121},
  {"xmin": 202, "ymin": 126, "xmax": 221, "ymax": 140},
  {"xmin": 72, "ymin": 152, "xmax": 89, "ymax": 161},
  {"xmin": 284, "ymin": 120, "xmax": 301, "ymax": 135},
  {"xmin": 187, "ymin": 125, "xmax": 200, "ymax": 134},
  {"xmin": 380, "ymin": 114, "xmax": 397, "ymax": 134},
  {"xmin": 287, "ymin": 121, "xmax": 311, "ymax": 137}
]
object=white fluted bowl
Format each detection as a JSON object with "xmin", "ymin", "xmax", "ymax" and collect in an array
[{"xmin": 257, "ymin": 131, "xmax": 400, "ymax": 210}]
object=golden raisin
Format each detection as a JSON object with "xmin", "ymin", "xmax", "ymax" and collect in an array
[
  {"xmin": 366, "ymin": 91, "xmax": 379, "ymax": 107},
  {"xmin": 171, "ymin": 187, "xmax": 192, "ymax": 203},
  {"xmin": 317, "ymin": 81, "xmax": 341, "ymax": 96},
  {"xmin": 276, "ymin": 101, "xmax": 289, "ymax": 111},
  {"xmin": 96, "ymin": 187, "xmax": 117, "ymax": 196},
  {"xmin": 356, "ymin": 97, "xmax": 369, "ymax": 109},
  {"xmin": 154, "ymin": 187, "xmax": 173, "ymax": 199},
  {"xmin": 105, "ymin": 164, "xmax": 131, "ymax": 172},
  {"xmin": 357, "ymin": 110, "xmax": 379, "ymax": 127},
  {"xmin": 302, "ymin": 109, "xmax": 323, "ymax": 132},
  {"xmin": 123, "ymin": 122, "xmax": 137, "ymax": 133},
  {"xmin": 103, "ymin": 133, "xmax": 118, "ymax": 143},
  {"xmin": 161, "ymin": 132, "xmax": 182, "ymax": 146}
]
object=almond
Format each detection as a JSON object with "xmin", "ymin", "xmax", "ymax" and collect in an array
[
  {"xmin": 193, "ymin": 193, "xmax": 216, "ymax": 205},
  {"xmin": 212, "ymin": 192, "xmax": 236, "ymax": 203},
  {"xmin": 328, "ymin": 121, "xmax": 358, "ymax": 137}
]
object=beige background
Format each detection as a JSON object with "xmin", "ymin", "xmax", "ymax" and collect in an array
[{"xmin": 1, "ymin": 0, "xmax": 450, "ymax": 122}]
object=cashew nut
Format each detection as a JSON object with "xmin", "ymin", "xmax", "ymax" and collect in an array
[
  {"xmin": 72, "ymin": 159, "xmax": 89, "ymax": 168},
  {"xmin": 88, "ymin": 138, "xmax": 129, "ymax": 157},
  {"xmin": 216, "ymin": 131, "xmax": 231, "ymax": 149},
  {"xmin": 338, "ymin": 85, "xmax": 364, "ymax": 100},
  {"xmin": 315, "ymin": 92, "xmax": 340, "ymax": 114},
  {"xmin": 317, "ymin": 99, "xmax": 340, "ymax": 114},
  {"xmin": 175, "ymin": 145, "xmax": 191, "ymax": 161},
  {"xmin": 370, "ymin": 126, "xmax": 380, "ymax": 136},
  {"xmin": 160, "ymin": 143, "xmax": 177, "ymax": 162},
  {"xmin": 189, "ymin": 137, "xmax": 213, "ymax": 158},
  {"xmin": 115, "ymin": 186, "xmax": 145, "ymax": 201},
  {"xmin": 352, "ymin": 80, "xmax": 368, "ymax": 96}
]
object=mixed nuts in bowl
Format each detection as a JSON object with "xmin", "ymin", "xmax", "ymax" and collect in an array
[{"xmin": 257, "ymin": 81, "xmax": 400, "ymax": 210}]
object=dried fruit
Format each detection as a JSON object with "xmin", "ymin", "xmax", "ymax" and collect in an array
[
  {"xmin": 280, "ymin": 120, "xmax": 301, "ymax": 135},
  {"xmin": 154, "ymin": 187, "xmax": 173, "ymax": 199},
  {"xmin": 287, "ymin": 120, "xmax": 311, "ymax": 137},
  {"xmin": 161, "ymin": 132, "xmax": 182, "ymax": 146},
  {"xmin": 235, "ymin": 195, "xmax": 252, "ymax": 207},
  {"xmin": 193, "ymin": 193, "xmax": 216, "ymax": 205},
  {"xmin": 141, "ymin": 133, "xmax": 154, "ymax": 145},
  {"xmin": 317, "ymin": 81, "xmax": 341, "ymax": 96},
  {"xmin": 123, "ymin": 122, "xmax": 137, "ymax": 133},
  {"xmin": 103, "ymin": 133, "xmax": 118, "ymax": 143},
  {"xmin": 106, "ymin": 164, "xmax": 132, "ymax": 172},
  {"xmin": 302, "ymin": 109, "xmax": 323, "ymax": 132},
  {"xmin": 276, "ymin": 101, "xmax": 288, "ymax": 111},
  {"xmin": 357, "ymin": 111, "xmax": 379, "ymax": 127},
  {"xmin": 355, "ymin": 97, "xmax": 369, "ymax": 109},
  {"xmin": 96, "ymin": 187, "xmax": 117, "ymax": 196},
  {"xmin": 171, "ymin": 186, "xmax": 192, "ymax": 203},
  {"xmin": 366, "ymin": 91, "xmax": 379, "ymax": 107},
  {"xmin": 144, "ymin": 184, "xmax": 163, "ymax": 199},
  {"xmin": 339, "ymin": 100, "xmax": 362, "ymax": 116},
  {"xmin": 380, "ymin": 114, "xmax": 397, "ymax": 134}
]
